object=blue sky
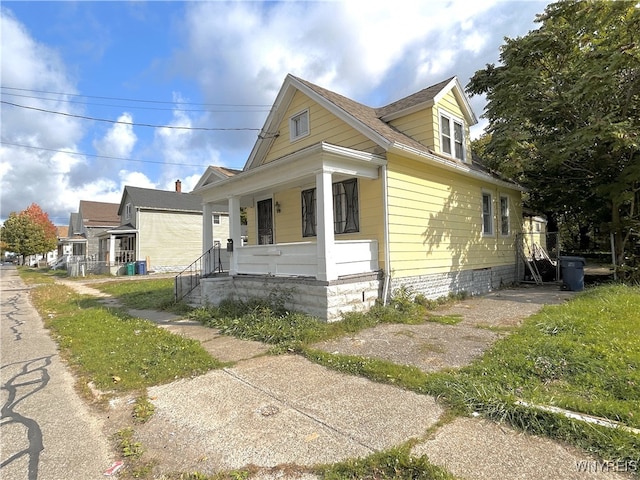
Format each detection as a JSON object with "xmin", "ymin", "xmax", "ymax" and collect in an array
[{"xmin": 0, "ymin": 1, "xmax": 548, "ymax": 225}]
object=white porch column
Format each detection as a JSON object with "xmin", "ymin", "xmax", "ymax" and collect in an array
[
  {"xmin": 109, "ymin": 234, "xmax": 116, "ymax": 266},
  {"xmin": 316, "ymin": 169, "xmax": 337, "ymax": 281},
  {"xmin": 202, "ymin": 202, "xmax": 213, "ymax": 254},
  {"xmin": 228, "ymin": 196, "xmax": 241, "ymax": 275}
]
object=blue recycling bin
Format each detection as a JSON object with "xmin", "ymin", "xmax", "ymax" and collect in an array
[
  {"xmin": 135, "ymin": 260, "xmax": 147, "ymax": 275},
  {"xmin": 560, "ymin": 256, "xmax": 585, "ymax": 291}
]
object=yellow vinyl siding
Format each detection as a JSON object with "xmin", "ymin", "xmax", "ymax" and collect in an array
[
  {"xmin": 248, "ymin": 177, "xmax": 385, "ymax": 267},
  {"xmin": 263, "ymin": 91, "xmax": 377, "ymax": 164},
  {"xmin": 386, "ymin": 154, "xmax": 521, "ymax": 278},
  {"xmin": 388, "ymin": 107, "xmax": 436, "ymax": 148},
  {"xmin": 273, "ymin": 189, "xmax": 302, "ymax": 243},
  {"xmin": 433, "ymin": 91, "xmax": 472, "ymax": 161},
  {"xmin": 246, "ymin": 207, "xmax": 256, "ymax": 245}
]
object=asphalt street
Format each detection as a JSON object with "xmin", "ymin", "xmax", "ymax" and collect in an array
[{"xmin": 0, "ymin": 265, "xmax": 114, "ymax": 480}]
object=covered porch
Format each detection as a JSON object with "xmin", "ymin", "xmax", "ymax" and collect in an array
[
  {"xmin": 197, "ymin": 142, "xmax": 387, "ymax": 282},
  {"xmin": 98, "ymin": 224, "xmax": 138, "ymax": 274},
  {"xmin": 193, "ymin": 142, "xmax": 389, "ymax": 320}
]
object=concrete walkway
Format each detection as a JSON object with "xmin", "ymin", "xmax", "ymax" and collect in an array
[
  {"xmin": 51, "ymin": 277, "xmax": 631, "ymax": 480},
  {"xmin": 0, "ymin": 267, "xmax": 114, "ymax": 480}
]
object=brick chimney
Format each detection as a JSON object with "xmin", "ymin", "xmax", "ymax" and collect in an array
[{"xmin": 175, "ymin": 179, "xmax": 181, "ymax": 192}]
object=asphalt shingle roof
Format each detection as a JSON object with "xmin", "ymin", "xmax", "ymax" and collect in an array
[
  {"xmin": 79, "ymin": 201, "xmax": 120, "ymax": 227},
  {"xmin": 123, "ymin": 186, "xmax": 203, "ymax": 213},
  {"xmin": 291, "ymin": 75, "xmax": 520, "ymax": 189}
]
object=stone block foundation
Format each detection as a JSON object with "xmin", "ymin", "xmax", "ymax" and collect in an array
[
  {"xmin": 195, "ymin": 265, "xmax": 516, "ymax": 322},
  {"xmin": 198, "ymin": 272, "xmax": 383, "ymax": 322}
]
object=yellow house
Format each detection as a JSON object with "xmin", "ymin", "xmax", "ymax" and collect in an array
[{"xmin": 191, "ymin": 74, "xmax": 524, "ymax": 321}]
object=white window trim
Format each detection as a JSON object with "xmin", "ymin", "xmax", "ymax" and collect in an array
[
  {"xmin": 482, "ymin": 191, "xmax": 494, "ymax": 236},
  {"xmin": 289, "ymin": 109, "xmax": 310, "ymax": 142},
  {"xmin": 500, "ymin": 195, "xmax": 510, "ymax": 236},
  {"xmin": 213, "ymin": 214, "xmax": 221, "ymax": 225},
  {"xmin": 125, "ymin": 203, "xmax": 131, "ymax": 221},
  {"xmin": 439, "ymin": 109, "xmax": 466, "ymax": 162}
]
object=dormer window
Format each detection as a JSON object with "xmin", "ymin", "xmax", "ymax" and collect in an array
[
  {"xmin": 125, "ymin": 203, "xmax": 132, "ymax": 221},
  {"xmin": 290, "ymin": 109, "xmax": 309, "ymax": 141},
  {"xmin": 440, "ymin": 112, "xmax": 465, "ymax": 161}
]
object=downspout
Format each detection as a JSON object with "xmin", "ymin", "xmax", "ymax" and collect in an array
[
  {"xmin": 381, "ymin": 165, "xmax": 391, "ymax": 306},
  {"xmin": 135, "ymin": 207, "xmax": 141, "ymax": 262}
]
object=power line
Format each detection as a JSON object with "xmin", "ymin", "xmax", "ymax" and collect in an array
[
  {"xmin": 1, "ymin": 141, "xmax": 211, "ymax": 168},
  {"xmin": 1, "ymin": 92, "xmax": 272, "ymax": 113},
  {"xmin": 1, "ymin": 100, "xmax": 262, "ymax": 131},
  {"xmin": 0, "ymin": 86, "xmax": 272, "ymax": 107}
]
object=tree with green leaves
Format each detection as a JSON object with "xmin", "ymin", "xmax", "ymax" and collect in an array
[
  {"xmin": 467, "ymin": 0, "xmax": 639, "ymax": 276},
  {"xmin": 1, "ymin": 203, "xmax": 58, "ymax": 264}
]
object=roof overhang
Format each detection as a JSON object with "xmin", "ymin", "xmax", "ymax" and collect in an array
[
  {"xmin": 244, "ymin": 75, "xmax": 392, "ymax": 171},
  {"xmin": 389, "ymin": 142, "xmax": 526, "ymax": 192},
  {"xmin": 380, "ymin": 77, "xmax": 477, "ymax": 126},
  {"xmin": 194, "ymin": 142, "xmax": 386, "ymax": 205}
]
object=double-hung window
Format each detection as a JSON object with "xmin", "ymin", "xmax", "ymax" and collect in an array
[
  {"xmin": 290, "ymin": 110, "xmax": 309, "ymax": 141},
  {"xmin": 213, "ymin": 214, "xmax": 220, "ymax": 225},
  {"xmin": 440, "ymin": 112, "xmax": 465, "ymax": 161},
  {"xmin": 125, "ymin": 203, "xmax": 132, "ymax": 221},
  {"xmin": 500, "ymin": 196, "xmax": 510, "ymax": 236},
  {"xmin": 301, "ymin": 179, "xmax": 359, "ymax": 237},
  {"xmin": 482, "ymin": 192, "xmax": 493, "ymax": 236}
]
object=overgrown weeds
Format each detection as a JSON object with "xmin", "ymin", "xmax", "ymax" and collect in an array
[
  {"xmin": 190, "ymin": 283, "xmax": 640, "ymax": 466},
  {"xmin": 317, "ymin": 446, "xmax": 455, "ymax": 480},
  {"xmin": 30, "ymin": 284, "xmax": 222, "ymax": 392},
  {"xmin": 92, "ymin": 277, "xmax": 192, "ymax": 314},
  {"xmin": 187, "ymin": 285, "xmax": 446, "ymax": 351}
]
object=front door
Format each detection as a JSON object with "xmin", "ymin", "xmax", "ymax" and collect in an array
[{"xmin": 257, "ymin": 199, "xmax": 273, "ymax": 245}]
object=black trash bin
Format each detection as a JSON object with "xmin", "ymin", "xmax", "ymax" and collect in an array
[{"xmin": 560, "ymin": 256, "xmax": 585, "ymax": 291}]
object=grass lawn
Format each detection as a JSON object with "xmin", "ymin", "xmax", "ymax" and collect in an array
[
  {"xmin": 18, "ymin": 268, "xmax": 639, "ymax": 476},
  {"xmin": 29, "ymin": 283, "xmax": 223, "ymax": 393},
  {"xmin": 91, "ymin": 277, "xmax": 192, "ymax": 314}
]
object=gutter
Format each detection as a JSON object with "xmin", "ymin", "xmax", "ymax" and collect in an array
[{"xmin": 389, "ymin": 143, "xmax": 527, "ymax": 192}]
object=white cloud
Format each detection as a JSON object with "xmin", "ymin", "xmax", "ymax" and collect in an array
[
  {"xmin": 1, "ymin": 0, "xmax": 549, "ymax": 224},
  {"xmin": 0, "ymin": 9, "xmax": 121, "ymax": 222},
  {"xmin": 118, "ymin": 170, "xmax": 155, "ymax": 190},
  {"xmin": 93, "ymin": 113, "xmax": 137, "ymax": 158}
]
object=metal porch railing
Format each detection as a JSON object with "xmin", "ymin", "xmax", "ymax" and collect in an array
[{"xmin": 174, "ymin": 242, "xmax": 224, "ymax": 302}]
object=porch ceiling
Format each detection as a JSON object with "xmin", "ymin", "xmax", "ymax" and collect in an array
[{"xmin": 195, "ymin": 142, "xmax": 386, "ymax": 205}]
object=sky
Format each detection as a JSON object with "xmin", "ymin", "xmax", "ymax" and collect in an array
[{"xmin": 0, "ymin": 0, "xmax": 548, "ymax": 226}]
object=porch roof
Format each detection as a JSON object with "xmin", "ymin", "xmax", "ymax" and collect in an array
[
  {"xmin": 193, "ymin": 142, "xmax": 386, "ymax": 205},
  {"xmin": 100, "ymin": 223, "xmax": 137, "ymax": 237}
]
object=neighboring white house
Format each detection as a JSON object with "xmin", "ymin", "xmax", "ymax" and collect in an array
[{"xmin": 101, "ymin": 181, "xmax": 231, "ymax": 274}]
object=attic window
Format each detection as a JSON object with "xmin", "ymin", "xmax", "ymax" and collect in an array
[
  {"xmin": 125, "ymin": 203, "xmax": 131, "ymax": 221},
  {"xmin": 290, "ymin": 110, "xmax": 309, "ymax": 141},
  {"xmin": 440, "ymin": 113, "xmax": 465, "ymax": 161}
]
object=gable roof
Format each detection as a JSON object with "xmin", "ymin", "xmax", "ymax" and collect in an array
[
  {"xmin": 118, "ymin": 186, "xmax": 203, "ymax": 215},
  {"xmin": 245, "ymin": 74, "xmax": 477, "ymax": 171},
  {"xmin": 194, "ymin": 165, "xmax": 241, "ymax": 190},
  {"xmin": 78, "ymin": 201, "xmax": 120, "ymax": 227},
  {"xmin": 376, "ymin": 76, "xmax": 476, "ymax": 125},
  {"xmin": 56, "ymin": 226, "xmax": 69, "ymax": 238}
]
